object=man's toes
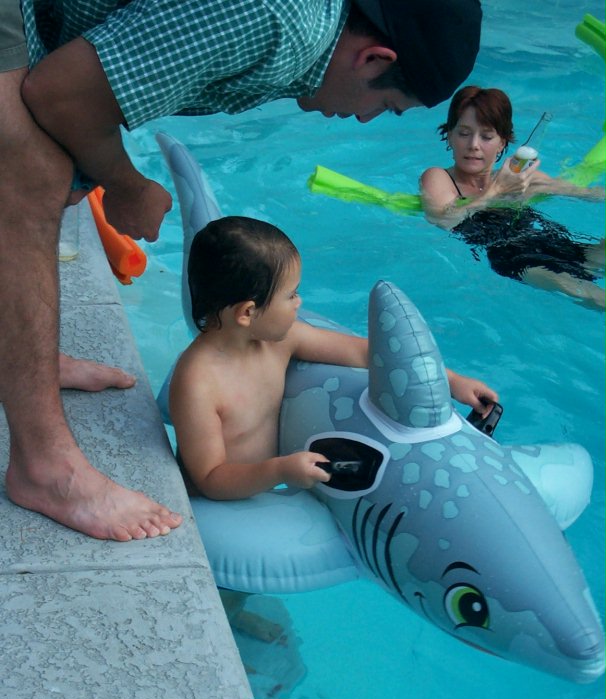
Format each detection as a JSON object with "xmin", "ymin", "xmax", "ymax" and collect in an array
[
  {"xmin": 143, "ymin": 522, "xmax": 162, "ymax": 538},
  {"xmin": 149, "ymin": 510, "xmax": 181, "ymax": 535},
  {"xmin": 114, "ymin": 370, "xmax": 136, "ymax": 388},
  {"xmin": 167, "ymin": 511, "xmax": 183, "ymax": 527},
  {"xmin": 129, "ymin": 525, "xmax": 148, "ymax": 541},
  {"xmin": 111, "ymin": 528, "xmax": 133, "ymax": 543}
]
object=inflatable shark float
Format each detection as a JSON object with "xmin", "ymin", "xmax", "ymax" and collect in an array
[{"xmin": 155, "ymin": 133, "xmax": 605, "ymax": 684}]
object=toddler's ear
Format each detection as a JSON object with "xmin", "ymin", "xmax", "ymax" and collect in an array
[{"xmin": 234, "ymin": 300, "xmax": 257, "ymax": 327}]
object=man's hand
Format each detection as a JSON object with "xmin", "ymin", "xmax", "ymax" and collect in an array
[{"xmin": 102, "ymin": 179, "xmax": 172, "ymax": 242}]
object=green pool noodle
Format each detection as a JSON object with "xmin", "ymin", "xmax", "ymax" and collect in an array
[
  {"xmin": 307, "ymin": 165, "xmax": 424, "ymax": 215},
  {"xmin": 575, "ymin": 14, "xmax": 605, "ymax": 60},
  {"xmin": 563, "ymin": 15, "xmax": 605, "ymax": 186}
]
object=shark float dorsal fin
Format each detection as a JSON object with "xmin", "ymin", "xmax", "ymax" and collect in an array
[{"xmin": 368, "ymin": 281, "xmax": 452, "ymax": 428}]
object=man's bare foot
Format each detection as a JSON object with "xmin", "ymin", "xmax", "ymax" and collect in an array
[
  {"xmin": 59, "ymin": 353, "xmax": 136, "ymax": 391},
  {"xmin": 5, "ymin": 440, "xmax": 182, "ymax": 541}
]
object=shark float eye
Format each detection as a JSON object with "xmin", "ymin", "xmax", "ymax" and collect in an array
[{"xmin": 444, "ymin": 584, "xmax": 490, "ymax": 629}]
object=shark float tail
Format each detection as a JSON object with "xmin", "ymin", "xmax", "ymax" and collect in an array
[
  {"xmin": 155, "ymin": 134, "xmax": 604, "ymax": 684},
  {"xmin": 155, "ymin": 132, "xmax": 221, "ymax": 338}
]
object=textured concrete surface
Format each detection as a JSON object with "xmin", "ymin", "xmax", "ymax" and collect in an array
[{"xmin": 0, "ymin": 200, "xmax": 252, "ymax": 699}]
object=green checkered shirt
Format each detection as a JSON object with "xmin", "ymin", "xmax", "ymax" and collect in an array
[{"xmin": 22, "ymin": 0, "xmax": 347, "ymax": 129}]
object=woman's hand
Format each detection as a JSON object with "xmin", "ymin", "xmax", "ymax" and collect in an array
[{"xmin": 489, "ymin": 157, "xmax": 541, "ymax": 198}]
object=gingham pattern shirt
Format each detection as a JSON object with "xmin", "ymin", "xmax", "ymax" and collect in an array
[{"xmin": 22, "ymin": 0, "xmax": 347, "ymax": 129}]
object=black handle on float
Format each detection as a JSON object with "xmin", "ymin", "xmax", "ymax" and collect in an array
[
  {"xmin": 316, "ymin": 460, "xmax": 364, "ymax": 474},
  {"xmin": 466, "ymin": 402, "xmax": 504, "ymax": 436}
]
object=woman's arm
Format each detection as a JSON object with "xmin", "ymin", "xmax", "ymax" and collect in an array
[
  {"xmin": 420, "ymin": 160, "xmax": 543, "ymax": 229},
  {"xmin": 419, "ymin": 167, "xmax": 467, "ymax": 228},
  {"xmin": 525, "ymin": 171, "xmax": 605, "ymax": 201},
  {"xmin": 419, "ymin": 166, "xmax": 510, "ymax": 229},
  {"xmin": 421, "ymin": 159, "xmax": 604, "ymax": 232}
]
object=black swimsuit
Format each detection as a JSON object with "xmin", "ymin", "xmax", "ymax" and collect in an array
[{"xmin": 445, "ymin": 170, "xmax": 596, "ymax": 282}]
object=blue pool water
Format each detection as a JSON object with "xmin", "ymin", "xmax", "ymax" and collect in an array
[{"xmin": 118, "ymin": 0, "xmax": 605, "ymax": 696}]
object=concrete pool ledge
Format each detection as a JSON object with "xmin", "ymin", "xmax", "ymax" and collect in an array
[{"xmin": 0, "ymin": 200, "xmax": 252, "ymax": 699}]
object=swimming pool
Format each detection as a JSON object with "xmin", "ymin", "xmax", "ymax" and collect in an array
[{"xmin": 118, "ymin": 0, "xmax": 605, "ymax": 696}]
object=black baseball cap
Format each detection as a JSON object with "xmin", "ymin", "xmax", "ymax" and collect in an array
[{"xmin": 354, "ymin": 0, "xmax": 482, "ymax": 108}]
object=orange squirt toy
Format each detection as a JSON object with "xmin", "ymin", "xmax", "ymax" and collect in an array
[{"xmin": 87, "ymin": 187, "xmax": 147, "ymax": 285}]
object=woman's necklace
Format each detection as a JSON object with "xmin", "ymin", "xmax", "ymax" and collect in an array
[{"xmin": 453, "ymin": 168, "xmax": 486, "ymax": 196}]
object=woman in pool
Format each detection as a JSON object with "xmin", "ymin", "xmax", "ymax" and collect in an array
[{"xmin": 420, "ymin": 86, "xmax": 605, "ymax": 309}]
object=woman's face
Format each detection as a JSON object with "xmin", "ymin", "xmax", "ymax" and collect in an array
[{"xmin": 448, "ymin": 106, "xmax": 506, "ymax": 175}]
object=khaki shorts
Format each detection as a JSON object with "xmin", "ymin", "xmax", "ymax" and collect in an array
[{"xmin": 0, "ymin": 0, "xmax": 29, "ymax": 71}]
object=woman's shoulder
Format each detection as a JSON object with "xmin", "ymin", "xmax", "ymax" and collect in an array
[
  {"xmin": 420, "ymin": 166, "xmax": 450, "ymax": 181},
  {"xmin": 420, "ymin": 166, "xmax": 456, "ymax": 192},
  {"xmin": 420, "ymin": 167, "xmax": 460, "ymax": 202}
]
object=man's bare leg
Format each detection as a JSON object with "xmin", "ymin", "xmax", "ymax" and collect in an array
[{"xmin": 1, "ymin": 68, "xmax": 182, "ymax": 540}]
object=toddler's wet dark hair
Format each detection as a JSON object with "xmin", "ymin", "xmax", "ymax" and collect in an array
[{"xmin": 188, "ymin": 216, "xmax": 299, "ymax": 331}]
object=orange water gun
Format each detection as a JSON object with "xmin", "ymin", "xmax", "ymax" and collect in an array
[{"xmin": 87, "ymin": 187, "xmax": 147, "ymax": 285}]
